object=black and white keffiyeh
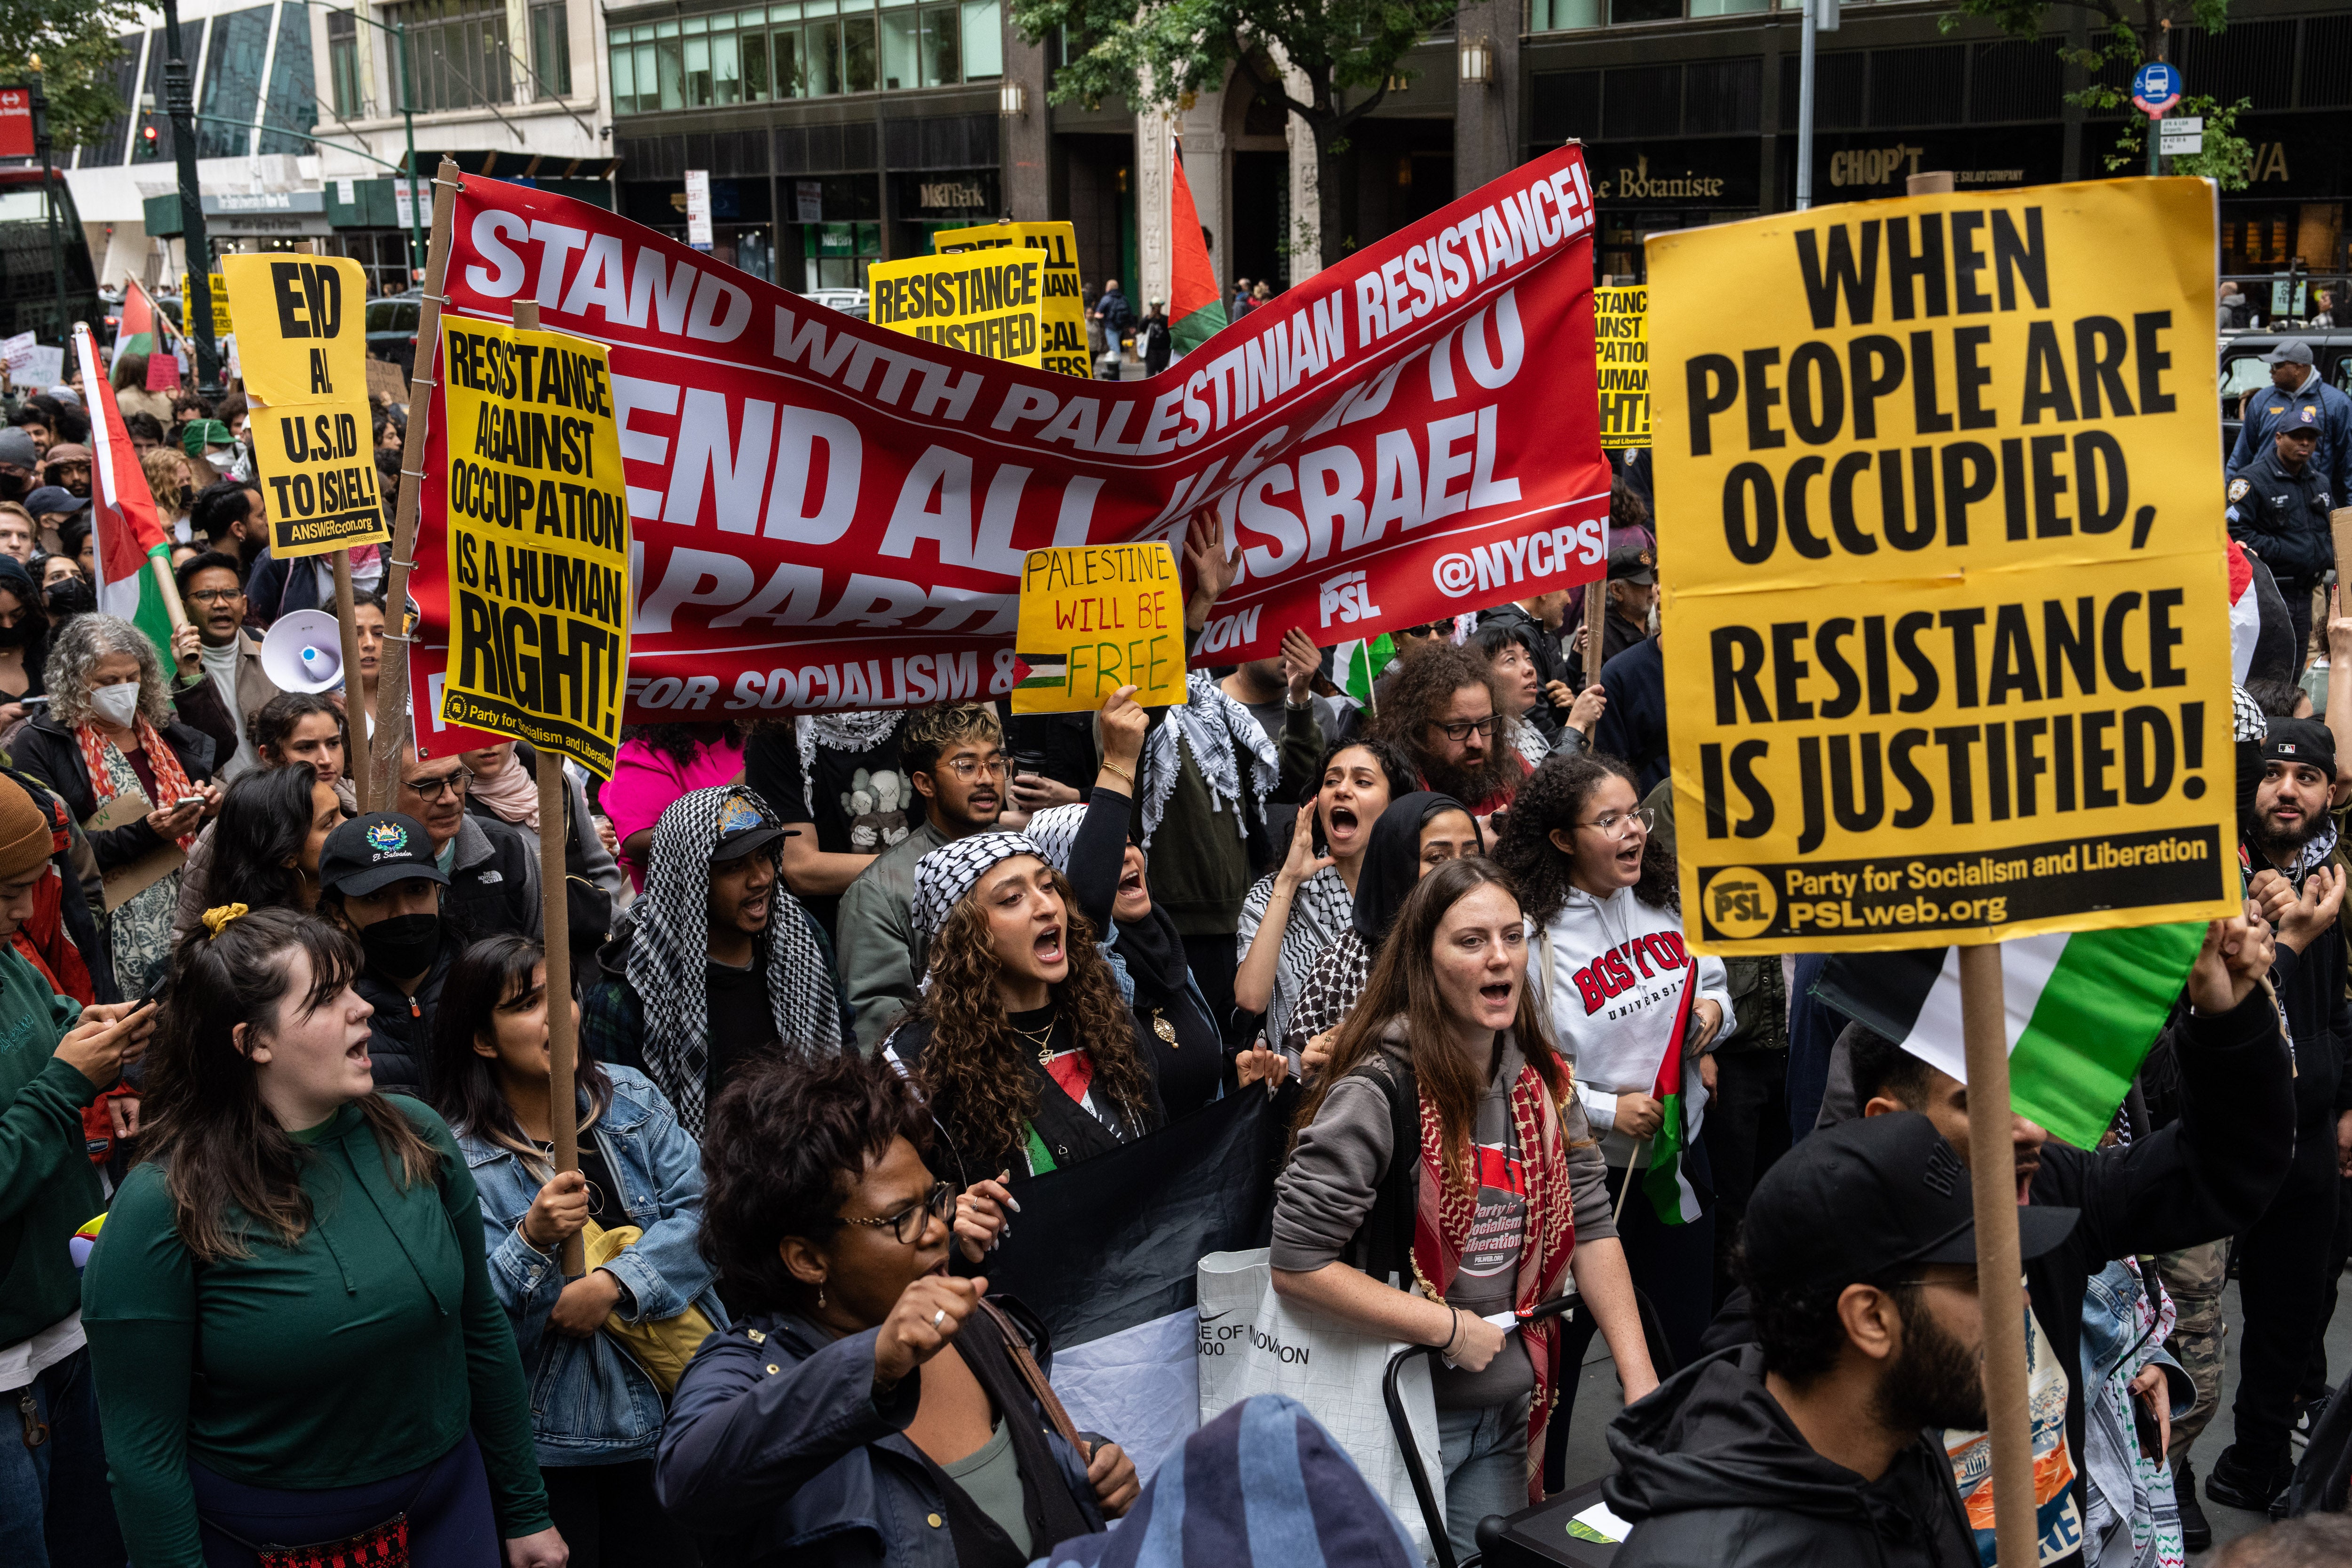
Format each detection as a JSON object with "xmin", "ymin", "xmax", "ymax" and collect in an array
[
  {"xmin": 1140, "ymin": 671, "xmax": 1279, "ymax": 845},
  {"xmin": 1237, "ymin": 864, "xmax": 1356, "ymax": 1050},
  {"xmin": 793, "ymin": 710, "xmax": 906, "ymax": 820},
  {"xmin": 627, "ymin": 786, "xmax": 843, "ymax": 1136},
  {"xmin": 1022, "ymin": 804, "xmax": 1088, "ymax": 874},
  {"xmin": 912, "ymin": 831, "xmax": 1048, "ymax": 940}
]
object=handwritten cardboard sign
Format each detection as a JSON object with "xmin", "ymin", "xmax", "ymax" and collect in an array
[{"xmin": 1009, "ymin": 543, "xmax": 1187, "ymax": 713}]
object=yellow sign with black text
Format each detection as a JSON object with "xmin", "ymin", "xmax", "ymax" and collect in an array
[
  {"xmin": 1652, "ymin": 178, "xmax": 2236, "ymax": 952},
  {"xmin": 931, "ymin": 220, "xmax": 1091, "ymax": 378},
  {"xmin": 1595, "ymin": 286, "xmax": 1649, "ymax": 450},
  {"xmin": 1009, "ymin": 543, "xmax": 1188, "ymax": 714},
  {"xmin": 868, "ymin": 251, "xmax": 1052, "ymax": 369},
  {"xmin": 222, "ymin": 255, "xmax": 387, "ymax": 558},
  {"xmin": 438, "ymin": 319, "xmax": 632, "ymax": 777}
]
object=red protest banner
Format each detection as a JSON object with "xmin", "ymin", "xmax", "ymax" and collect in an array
[{"xmin": 409, "ymin": 144, "xmax": 1608, "ymax": 743}]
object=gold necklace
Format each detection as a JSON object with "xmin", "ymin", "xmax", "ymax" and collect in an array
[
  {"xmin": 1150, "ymin": 1008, "xmax": 1177, "ymax": 1046},
  {"xmin": 1009, "ymin": 1013, "xmax": 1059, "ymax": 1066}
]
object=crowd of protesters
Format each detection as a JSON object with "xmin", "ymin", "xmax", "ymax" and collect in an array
[{"xmin": 0, "ymin": 408, "xmax": 2345, "ymax": 1568}]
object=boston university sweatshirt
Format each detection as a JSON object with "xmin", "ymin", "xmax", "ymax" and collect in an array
[{"xmin": 1530, "ymin": 884, "xmax": 1734, "ymax": 1170}]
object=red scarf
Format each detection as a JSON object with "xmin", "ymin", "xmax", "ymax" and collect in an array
[
  {"xmin": 1410, "ymin": 1060, "xmax": 1577, "ymax": 1503},
  {"xmin": 76, "ymin": 717, "xmax": 198, "ymax": 852}
]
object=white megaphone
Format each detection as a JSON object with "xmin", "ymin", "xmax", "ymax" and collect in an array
[{"xmin": 260, "ymin": 609, "xmax": 346, "ymax": 695}]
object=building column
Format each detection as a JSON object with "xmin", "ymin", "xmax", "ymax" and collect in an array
[
  {"xmin": 1136, "ymin": 105, "xmax": 1173, "ymax": 309},
  {"xmin": 1454, "ymin": 0, "xmax": 1520, "ymax": 195},
  {"xmin": 1004, "ymin": 25, "xmax": 1050, "ymax": 219},
  {"xmin": 1284, "ymin": 56, "xmax": 1321, "ymax": 285}
]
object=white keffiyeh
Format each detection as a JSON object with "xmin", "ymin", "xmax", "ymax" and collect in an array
[
  {"xmin": 627, "ymin": 786, "xmax": 844, "ymax": 1137},
  {"xmin": 1022, "ymin": 804, "xmax": 1089, "ymax": 874},
  {"xmin": 1237, "ymin": 864, "xmax": 1356, "ymax": 1050},
  {"xmin": 794, "ymin": 710, "xmax": 906, "ymax": 820},
  {"xmin": 1141, "ymin": 671, "xmax": 1279, "ymax": 845},
  {"xmin": 912, "ymin": 831, "xmax": 1048, "ymax": 940}
]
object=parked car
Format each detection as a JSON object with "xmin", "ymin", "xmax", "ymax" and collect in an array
[
  {"xmin": 803, "ymin": 287, "xmax": 868, "ymax": 319},
  {"xmin": 2217, "ymin": 331, "xmax": 2352, "ymax": 464},
  {"xmin": 367, "ymin": 292, "xmax": 423, "ymax": 375}
]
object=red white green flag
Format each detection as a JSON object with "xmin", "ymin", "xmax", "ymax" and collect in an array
[
  {"xmin": 74, "ymin": 325, "xmax": 181, "ymax": 668},
  {"xmin": 1168, "ymin": 136, "xmax": 1228, "ymax": 355},
  {"xmin": 111, "ymin": 280, "xmax": 155, "ymax": 367},
  {"xmin": 1640, "ymin": 964, "xmax": 1705, "ymax": 1226}
]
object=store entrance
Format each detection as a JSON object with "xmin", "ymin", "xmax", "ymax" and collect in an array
[{"xmin": 1595, "ymin": 206, "xmax": 1756, "ymax": 282}]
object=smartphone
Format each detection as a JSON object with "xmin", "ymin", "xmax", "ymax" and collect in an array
[
  {"xmin": 174, "ymin": 795, "xmax": 206, "ymax": 809},
  {"xmin": 16, "ymin": 694, "xmax": 46, "ymax": 709}
]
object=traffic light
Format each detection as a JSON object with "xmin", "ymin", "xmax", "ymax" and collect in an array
[{"xmin": 137, "ymin": 124, "xmax": 158, "ymax": 159}]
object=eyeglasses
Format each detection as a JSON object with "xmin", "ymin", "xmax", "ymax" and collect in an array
[
  {"xmin": 843, "ymin": 1180, "xmax": 955, "ymax": 1246},
  {"xmin": 1576, "ymin": 806, "xmax": 1656, "ymax": 840},
  {"xmin": 403, "ymin": 768, "xmax": 474, "ymax": 800},
  {"xmin": 934, "ymin": 754, "xmax": 1008, "ymax": 781},
  {"xmin": 184, "ymin": 588, "xmax": 243, "ymax": 605},
  {"xmin": 1430, "ymin": 715, "xmax": 1499, "ymax": 743}
]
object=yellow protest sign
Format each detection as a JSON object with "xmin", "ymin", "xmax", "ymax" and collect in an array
[
  {"xmin": 248, "ymin": 406, "xmax": 386, "ymax": 556},
  {"xmin": 438, "ymin": 318, "xmax": 633, "ymax": 776},
  {"xmin": 1652, "ymin": 177, "xmax": 2235, "ymax": 953},
  {"xmin": 933, "ymin": 220, "xmax": 1091, "ymax": 377},
  {"xmin": 868, "ymin": 251, "xmax": 1050, "ymax": 368},
  {"xmin": 1594, "ymin": 286, "xmax": 1649, "ymax": 449},
  {"xmin": 1010, "ymin": 543, "xmax": 1187, "ymax": 714},
  {"xmin": 221, "ymin": 256, "xmax": 368, "ymax": 407}
]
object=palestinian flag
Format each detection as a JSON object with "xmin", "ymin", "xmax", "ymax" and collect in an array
[
  {"xmin": 75, "ymin": 325, "xmax": 181, "ymax": 668},
  {"xmin": 111, "ymin": 279, "xmax": 156, "ymax": 366},
  {"xmin": 1335, "ymin": 634, "xmax": 1396, "ymax": 709},
  {"xmin": 1640, "ymin": 963, "xmax": 1705, "ymax": 1225},
  {"xmin": 980, "ymin": 1089, "xmax": 1285, "ymax": 1482},
  {"xmin": 1168, "ymin": 137, "xmax": 1228, "ymax": 355},
  {"xmin": 1009, "ymin": 653, "xmax": 1065, "ymax": 696},
  {"xmin": 2228, "ymin": 542, "xmax": 2260, "ymax": 685},
  {"xmin": 1814, "ymin": 923, "xmax": 2205, "ymax": 1149}
]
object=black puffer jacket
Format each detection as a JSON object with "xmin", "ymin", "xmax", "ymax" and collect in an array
[
  {"xmin": 354, "ymin": 938, "xmax": 456, "ymax": 1099},
  {"xmin": 1605, "ymin": 1344, "xmax": 1977, "ymax": 1568}
]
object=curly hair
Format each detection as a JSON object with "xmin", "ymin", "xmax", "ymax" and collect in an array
[
  {"xmin": 699, "ymin": 1048, "xmax": 932, "ymax": 1313},
  {"xmin": 1494, "ymin": 751, "xmax": 1678, "ymax": 924},
  {"xmin": 45, "ymin": 612, "xmax": 173, "ymax": 729},
  {"xmin": 901, "ymin": 702, "xmax": 1002, "ymax": 776},
  {"xmin": 1367, "ymin": 639, "xmax": 1523, "ymax": 799},
  {"xmin": 911, "ymin": 863, "xmax": 1153, "ymax": 1176}
]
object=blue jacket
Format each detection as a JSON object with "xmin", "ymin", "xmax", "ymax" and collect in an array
[
  {"xmin": 2228, "ymin": 373, "xmax": 2352, "ymax": 502},
  {"xmin": 656, "ymin": 1304, "xmax": 1099, "ymax": 1567},
  {"xmin": 461, "ymin": 1065, "xmax": 725, "ymax": 1465}
]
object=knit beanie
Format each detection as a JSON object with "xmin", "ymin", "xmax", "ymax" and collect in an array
[{"xmin": 0, "ymin": 774, "xmax": 52, "ymax": 882}]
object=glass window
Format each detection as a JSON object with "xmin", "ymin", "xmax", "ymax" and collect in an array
[
  {"xmin": 1529, "ymin": 0, "xmax": 1602, "ymax": 24},
  {"xmin": 960, "ymin": 0, "xmax": 1000, "ymax": 79},
  {"xmin": 1608, "ymin": 0, "xmax": 1680, "ymax": 21},
  {"xmin": 258, "ymin": 2, "xmax": 319, "ymax": 155},
  {"xmin": 657, "ymin": 35, "xmax": 685, "ymax": 107},
  {"xmin": 771, "ymin": 2, "xmax": 800, "ymax": 17},
  {"xmin": 198, "ymin": 7, "xmax": 271, "ymax": 157},
  {"xmin": 919, "ymin": 3, "xmax": 958, "ymax": 86},
  {"xmin": 388, "ymin": 0, "xmax": 514, "ymax": 113},
  {"xmin": 880, "ymin": 0, "xmax": 918, "ymax": 90},
  {"xmin": 656, "ymin": 19, "xmax": 678, "ymax": 35},
  {"xmin": 684, "ymin": 14, "xmax": 708, "ymax": 31},
  {"xmin": 611, "ymin": 40, "xmax": 638, "ymax": 111},
  {"xmin": 328, "ymin": 11, "xmax": 364, "ymax": 117},
  {"xmin": 805, "ymin": 20, "xmax": 839, "ymax": 93},
  {"xmin": 742, "ymin": 28, "xmax": 770, "ymax": 98},
  {"xmin": 713, "ymin": 32, "xmax": 741, "ymax": 102},
  {"xmin": 684, "ymin": 34, "xmax": 712, "ymax": 103},
  {"xmin": 843, "ymin": 11, "xmax": 876, "ymax": 90},
  {"xmin": 1689, "ymin": 0, "xmax": 1767, "ymax": 14},
  {"xmin": 529, "ymin": 0, "xmax": 571, "ymax": 97}
]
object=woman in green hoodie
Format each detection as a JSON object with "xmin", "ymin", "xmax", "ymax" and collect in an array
[{"xmin": 81, "ymin": 905, "xmax": 566, "ymax": 1568}]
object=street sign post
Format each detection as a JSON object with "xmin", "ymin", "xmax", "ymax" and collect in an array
[{"xmin": 2158, "ymin": 116, "xmax": 2204, "ymax": 157}]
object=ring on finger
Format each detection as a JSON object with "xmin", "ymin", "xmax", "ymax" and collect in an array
[{"xmin": 932, "ymin": 1308, "xmax": 947, "ymax": 1329}]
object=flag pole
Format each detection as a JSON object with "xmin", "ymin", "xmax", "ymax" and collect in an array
[
  {"xmin": 1958, "ymin": 941, "xmax": 2035, "ymax": 1568},
  {"xmin": 1613, "ymin": 1138, "xmax": 1650, "ymax": 1224},
  {"xmin": 509, "ymin": 293, "xmax": 583, "ymax": 1280},
  {"xmin": 1581, "ymin": 578, "xmax": 1607, "ymax": 732},
  {"xmin": 368, "ymin": 158, "xmax": 461, "ymax": 806},
  {"xmin": 332, "ymin": 549, "xmax": 371, "ymax": 814}
]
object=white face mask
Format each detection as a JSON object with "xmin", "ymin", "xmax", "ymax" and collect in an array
[{"xmin": 90, "ymin": 681, "xmax": 142, "ymax": 729}]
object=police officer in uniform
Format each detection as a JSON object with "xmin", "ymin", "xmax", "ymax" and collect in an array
[
  {"xmin": 2229, "ymin": 339, "xmax": 2352, "ymax": 500},
  {"xmin": 1565, "ymin": 544, "xmax": 1658, "ymax": 688},
  {"xmin": 2227, "ymin": 406, "xmax": 2335, "ymax": 673}
]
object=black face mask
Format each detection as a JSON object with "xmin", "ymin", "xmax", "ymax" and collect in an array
[
  {"xmin": 0, "ymin": 472, "xmax": 24, "ymax": 502},
  {"xmin": 359, "ymin": 911, "xmax": 442, "ymax": 977},
  {"xmin": 0, "ymin": 624, "xmax": 23, "ymax": 648}
]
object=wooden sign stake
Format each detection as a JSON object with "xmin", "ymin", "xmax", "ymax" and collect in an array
[
  {"xmin": 331, "ymin": 549, "xmax": 370, "ymax": 814},
  {"xmin": 506, "ymin": 294, "xmax": 584, "ymax": 1280},
  {"xmin": 1958, "ymin": 942, "xmax": 2036, "ymax": 1568},
  {"xmin": 1581, "ymin": 577, "xmax": 1608, "ymax": 732},
  {"xmin": 368, "ymin": 157, "xmax": 463, "ymax": 806}
]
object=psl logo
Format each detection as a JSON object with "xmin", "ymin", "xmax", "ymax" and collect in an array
[{"xmin": 1318, "ymin": 570, "xmax": 1382, "ymax": 629}]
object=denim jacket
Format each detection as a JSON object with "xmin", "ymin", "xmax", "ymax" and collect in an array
[{"xmin": 460, "ymin": 1065, "xmax": 728, "ymax": 1465}]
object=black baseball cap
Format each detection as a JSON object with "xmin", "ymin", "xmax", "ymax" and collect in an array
[
  {"xmin": 318, "ymin": 812, "xmax": 450, "ymax": 898},
  {"xmin": 1740, "ymin": 1112, "xmax": 2078, "ymax": 1296},
  {"xmin": 1606, "ymin": 545, "xmax": 1656, "ymax": 585},
  {"xmin": 710, "ymin": 791, "xmax": 783, "ymax": 864},
  {"xmin": 2262, "ymin": 716, "xmax": 2337, "ymax": 779}
]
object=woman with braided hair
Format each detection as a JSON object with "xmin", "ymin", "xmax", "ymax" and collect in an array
[{"xmin": 884, "ymin": 833, "xmax": 1163, "ymax": 1183}]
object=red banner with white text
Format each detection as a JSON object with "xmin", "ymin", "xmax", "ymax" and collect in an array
[{"xmin": 410, "ymin": 144, "xmax": 1609, "ymax": 748}]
